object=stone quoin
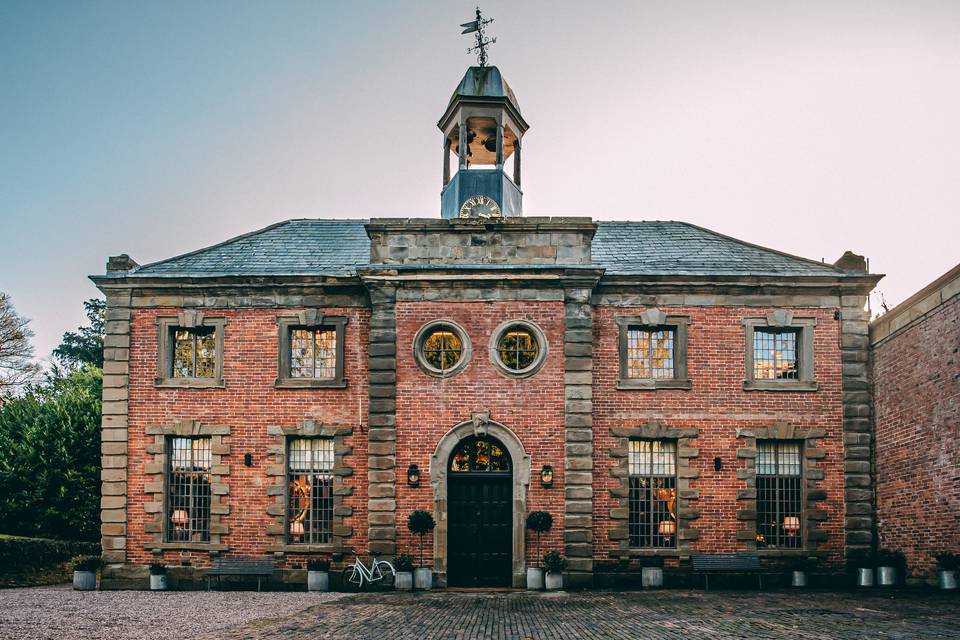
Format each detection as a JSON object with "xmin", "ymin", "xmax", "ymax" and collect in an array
[{"xmin": 91, "ymin": 63, "xmax": 903, "ymax": 590}]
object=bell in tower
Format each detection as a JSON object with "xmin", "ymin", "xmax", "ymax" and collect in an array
[{"xmin": 439, "ymin": 12, "xmax": 528, "ymax": 219}]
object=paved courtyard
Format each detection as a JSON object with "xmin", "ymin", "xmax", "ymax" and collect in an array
[{"xmin": 1, "ymin": 586, "xmax": 957, "ymax": 639}]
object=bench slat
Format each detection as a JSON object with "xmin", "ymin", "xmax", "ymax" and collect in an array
[
  {"xmin": 207, "ymin": 558, "xmax": 274, "ymax": 576},
  {"xmin": 691, "ymin": 554, "xmax": 761, "ymax": 572}
]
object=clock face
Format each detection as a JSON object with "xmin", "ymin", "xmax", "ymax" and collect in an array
[{"xmin": 459, "ymin": 195, "xmax": 502, "ymax": 219}]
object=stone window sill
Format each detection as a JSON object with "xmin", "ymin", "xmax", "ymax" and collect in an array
[
  {"xmin": 742, "ymin": 380, "xmax": 818, "ymax": 392},
  {"xmin": 274, "ymin": 378, "xmax": 348, "ymax": 390},
  {"xmin": 617, "ymin": 379, "xmax": 692, "ymax": 391},
  {"xmin": 148, "ymin": 542, "xmax": 229, "ymax": 552},
  {"xmin": 155, "ymin": 378, "xmax": 225, "ymax": 389},
  {"xmin": 756, "ymin": 548, "xmax": 809, "ymax": 557}
]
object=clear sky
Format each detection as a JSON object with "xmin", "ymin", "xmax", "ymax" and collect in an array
[{"xmin": 2, "ymin": 1, "xmax": 958, "ymax": 361}]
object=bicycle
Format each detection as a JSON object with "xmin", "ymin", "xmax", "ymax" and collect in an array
[{"xmin": 341, "ymin": 554, "xmax": 396, "ymax": 591}]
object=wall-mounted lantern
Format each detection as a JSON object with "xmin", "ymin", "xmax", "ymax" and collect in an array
[
  {"xmin": 244, "ymin": 453, "xmax": 253, "ymax": 467},
  {"xmin": 714, "ymin": 457, "xmax": 723, "ymax": 472},
  {"xmin": 407, "ymin": 464, "xmax": 421, "ymax": 487},
  {"xmin": 540, "ymin": 464, "xmax": 554, "ymax": 487}
]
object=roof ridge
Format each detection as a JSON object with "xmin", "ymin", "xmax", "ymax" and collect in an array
[
  {"xmin": 131, "ymin": 219, "xmax": 298, "ymax": 274},
  {"xmin": 673, "ymin": 221, "xmax": 845, "ymax": 274}
]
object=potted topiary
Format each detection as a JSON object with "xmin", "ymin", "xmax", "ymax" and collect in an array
[
  {"xmin": 307, "ymin": 558, "xmax": 330, "ymax": 592},
  {"xmin": 394, "ymin": 553, "xmax": 414, "ymax": 591},
  {"xmin": 790, "ymin": 556, "xmax": 817, "ymax": 588},
  {"xmin": 543, "ymin": 551, "xmax": 566, "ymax": 590},
  {"xmin": 408, "ymin": 510, "xmax": 436, "ymax": 590},
  {"xmin": 525, "ymin": 511, "xmax": 552, "ymax": 590},
  {"xmin": 149, "ymin": 563, "xmax": 168, "ymax": 591},
  {"xmin": 641, "ymin": 555, "xmax": 665, "ymax": 589},
  {"xmin": 848, "ymin": 548, "xmax": 875, "ymax": 588},
  {"xmin": 73, "ymin": 557, "xmax": 101, "ymax": 591},
  {"xmin": 876, "ymin": 549, "xmax": 904, "ymax": 587},
  {"xmin": 934, "ymin": 552, "xmax": 959, "ymax": 591}
]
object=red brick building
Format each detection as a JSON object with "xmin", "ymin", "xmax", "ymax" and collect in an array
[
  {"xmin": 93, "ymin": 66, "xmax": 882, "ymax": 588},
  {"xmin": 871, "ymin": 264, "xmax": 960, "ymax": 585}
]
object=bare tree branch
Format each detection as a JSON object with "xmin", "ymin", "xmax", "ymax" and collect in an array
[{"xmin": 0, "ymin": 292, "xmax": 40, "ymax": 399}]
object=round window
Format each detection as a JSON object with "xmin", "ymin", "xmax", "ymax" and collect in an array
[
  {"xmin": 489, "ymin": 320, "xmax": 548, "ymax": 377},
  {"xmin": 413, "ymin": 320, "xmax": 471, "ymax": 378}
]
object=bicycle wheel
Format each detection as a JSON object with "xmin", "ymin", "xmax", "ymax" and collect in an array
[
  {"xmin": 372, "ymin": 560, "xmax": 395, "ymax": 590},
  {"xmin": 341, "ymin": 565, "xmax": 364, "ymax": 592}
]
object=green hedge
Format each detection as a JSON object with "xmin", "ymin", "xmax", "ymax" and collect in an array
[{"xmin": 0, "ymin": 535, "xmax": 100, "ymax": 586}]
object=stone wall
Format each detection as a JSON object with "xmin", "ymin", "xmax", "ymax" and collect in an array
[{"xmin": 871, "ymin": 265, "xmax": 960, "ymax": 581}]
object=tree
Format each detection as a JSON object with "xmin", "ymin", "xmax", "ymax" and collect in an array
[
  {"xmin": 0, "ymin": 366, "xmax": 102, "ymax": 541},
  {"xmin": 0, "ymin": 292, "xmax": 40, "ymax": 400},
  {"xmin": 526, "ymin": 511, "xmax": 553, "ymax": 567},
  {"xmin": 407, "ymin": 510, "xmax": 436, "ymax": 567},
  {"xmin": 53, "ymin": 298, "xmax": 105, "ymax": 370}
]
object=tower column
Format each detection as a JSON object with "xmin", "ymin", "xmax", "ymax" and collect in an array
[
  {"xmin": 443, "ymin": 137, "xmax": 451, "ymax": 187},
  {"xmin": 458, "ymin": 122, "xmax": 468, "ymax": 169},
  {"xmin": 513, "ymin": 137, "xmax": 521, "ymax": 188},
  {"xmin": 496, "ymin": 123, "xmax": 504, "ymax": 167}
]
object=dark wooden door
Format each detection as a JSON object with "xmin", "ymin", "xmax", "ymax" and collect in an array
[{"xmin": 447, "ymin": 474, "xmax": 512, "ymax": 587}]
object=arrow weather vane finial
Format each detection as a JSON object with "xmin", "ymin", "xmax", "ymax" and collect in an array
[{"xmin": 461, "ymin": 6, "xmax": 496, "ymax": 67}]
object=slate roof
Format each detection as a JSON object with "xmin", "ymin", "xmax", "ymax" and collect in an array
[{"xmin": 126, "ymin": 218, "xmax": 848, "ymax": 279}]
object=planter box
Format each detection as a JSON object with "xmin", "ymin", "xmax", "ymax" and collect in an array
[
  {"xmin": 396, "ymin": 571, "xmax": 413, "ymax": 591},
  {"xmin": 150, "ymin": 574, "xmax": 168, "ymax": 591},
  {"xmin": 526, "ymin": 567, "xmax": 544, "ymax": 590},
  {"xmin": 308, "ymin": 571, "xmax": 329, "ymax": 592},
  {"xmin": 545, "ymin": 572, "xmax": 562, "ymax": 590},
  {"xmin": 73, "ymin": 570, "xmax": 96, "ymax": 591},
  {"xmin": 414, "ymin": 567, "xmax": 432, "ymax": 590},
  {"xmin": 641, "ymin": 567, "xmax": 663, "ymax": 589},
  {"xmin": 938, "ymin": 570, "xmax": 957, "ymax": 591},
  {"xmin": 877, "ymin": 566, "xmax": 897, "ymax": 587}
]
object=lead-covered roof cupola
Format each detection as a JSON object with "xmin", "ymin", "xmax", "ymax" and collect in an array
[{"xmin": 438, "ymin": 65, "xmax": 529, "ymax": 219}]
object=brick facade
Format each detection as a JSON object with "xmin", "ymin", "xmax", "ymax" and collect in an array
[{"xmin": 871, "ymin": 265, "xmax": 960, "ymax": 583}]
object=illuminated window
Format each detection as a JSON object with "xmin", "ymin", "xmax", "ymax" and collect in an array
[
  {"xmin": 489, "ymin": 320, "xmax": 548, "ymax": 377},
  {"xmin": 756, "ymin": 441, "xmax": 802, "ymax": 548},
  {"xmin": 172, "ymin": 328, "xmax": 216, "ymax": 378},
  {"xmin": 287, "ymin": 438, "xmax": 335, "ymax": 545},
  {"xmin": 625, "ymin": 327, "xmax": 675, "ymax": 379},
  {"xmin": 628, "ymin": 440, "xmax": 677, "ymax": 548},
  {"xmin": 449, "ymin": 436, "xmax": 511, "ymax": 473},
  {"xmin": 277, "ymin": 316, "xmax": 347, "ymax": 388},
  {"xmin": 414, "ymin": 320, "xmax": 471, "ymax": 378},
  {"xmin": 167, "ymin": 437, "xmax": 211, "ymax": 542},
  {"xmin": 753, "ymin": 329, "xmax": 799, "ymax": 380}
]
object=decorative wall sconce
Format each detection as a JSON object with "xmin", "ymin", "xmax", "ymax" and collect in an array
[
  {"xmin": 244, "ymin": 453, "xmax": 253, "ymax": 467},
  {"xmin": 407, "ymin": 464, "xmax": 421, "ymax": 487},
  {"xmin": 540, "ymin": 464, "xmax": 554, "ymax": 487},
  {"xmin": 714, "ymin": 457, "xmax": 723, "ymax": 472}
]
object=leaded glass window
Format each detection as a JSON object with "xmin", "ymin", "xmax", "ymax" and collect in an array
[
  {"xmin": 421, "ymin": 326, "xmax": 463, "ymax": 373},
  {"xmin": 172, "ymin": 327, "xmax": 216, "ymax": 378},
  {"xmin": 449, "ymin": 436, "xmax": 511, "ymax": 473},
  {"xmin": 625, "ymin": 327, "xmax": 675, "ymax": 379},
  {"xmin": 287, "ymin": 438, "xmax": 334, "ymax": 544},
  {"xmin": 756, "ymin": 441, "xmax": 802, "ymax": 548},
  {"xmin": 290, "ymin": 327, "xmax": 337, "ymax": 379},
  {"xmin": 628, "ymin": 440, "xmax": 677, "ymax": 548},
  {"xmin": 167, "ymin": 437, "xmax": 211, "ymax": 542},
  {"xmin": 497, "ymin": 327, "xmax": 539, "ymax": 371},
  {"xmin": 753, "ymin": 328, "xmax": 799, "ymax": 380}
]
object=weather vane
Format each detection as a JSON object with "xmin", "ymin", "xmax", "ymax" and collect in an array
[{"xmin": 461, "ymin": 7, "xmax": 496, "ymax": 67}]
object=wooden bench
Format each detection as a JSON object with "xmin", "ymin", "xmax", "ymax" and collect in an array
[
  {"xmin": 206, "ymin": 558, "xmax": 274, "ymax": 591},
  {"xmin": 691, "ymin": 553, "xmax": 763, "ymax": 590}
]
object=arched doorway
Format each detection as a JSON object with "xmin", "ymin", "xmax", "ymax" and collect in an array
[
  {"xmin": 446, "ymin": 435, "xmax": 513, "ymax": 586},
  {"xmin": 430, "ymin": 417, "xmax": 531, "ymax": 588}
]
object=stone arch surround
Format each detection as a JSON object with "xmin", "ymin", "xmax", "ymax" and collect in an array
[{"xmin": 429, "ymin": 417, "xmax": 532, "ymax": 588}]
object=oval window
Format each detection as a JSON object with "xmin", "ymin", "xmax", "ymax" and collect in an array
[
  {"xmin": 413, "ymin": 320, "xmax": 471, "ymax": 378},
  {"xmin": 489, "ymin": 320, "xmax": 548, "ymax": 377}
]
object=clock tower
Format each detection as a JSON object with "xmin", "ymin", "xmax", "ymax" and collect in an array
[{"xmin": 438, "ymin": 65, "xmax": 528, "ymax": 219}]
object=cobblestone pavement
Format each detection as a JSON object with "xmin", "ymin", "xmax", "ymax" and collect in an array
[
  {"xmin": 0, "ymin": 584, "xmax": 342, "ymax": 640},
  {"xmin": 197, "ymin": 589, "xmax": 960, "ymax": 640}
]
